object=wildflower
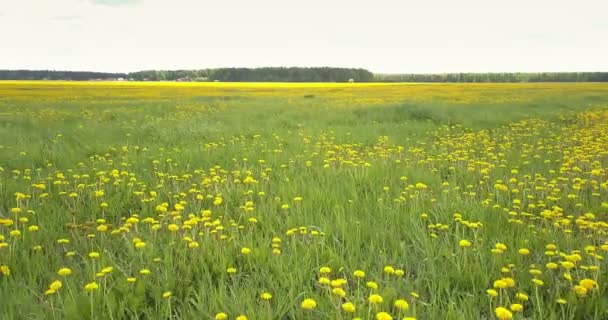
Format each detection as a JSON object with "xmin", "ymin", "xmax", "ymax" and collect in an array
[
  {"xmin": 510, "ymin": 304, "xmax": 523, "ymax": 312},
  {"xmin": 301, "ymin": 298, "xmax": 317, "ymax": 310},
  {"xmin": 88, "ymin": 252, "xmax": 100, "ymax": 259},
  {"xmin": 127, "ymin": 277, "xmax": 137, "ymax": 283},
  {"xmin": 556, "ymin": 298, "xmax": 567, "ymax": 304},
  {"xmin": 353, "ymin": 270, "xmax": 365, "ymax": 279},
  {"xmin": 140, "ymin": 269, "xmax": 151, "ymax": 275},
  {"xmin": 394, "ymin": 299, "xmax": 409, "ymax": 310},
  {"xmin": 333, "ymin": 287, "xmax": 348, "ymax": 297},
  {"xmin": 495, "ymin": 243, "xmax": 508, "ymax": 251},
  {"xmin": 57, "ymin": 268, "xmax": 72, "ymax": 276},
  {"xmin": 532, "ymin": 279, "xmax": 544, "ymax": 286},
  {"xmin": 1, "ymin": 265, "xmax": 11, "ymax": 276},
  {"xmin": 515, "ymin": 292, "xmax": 528, "ymax": 301},
  {"xmin": 579, "ymin": 278, "xmax": 598, "ymax": 290},
  {"xmin": 236, "ymin": 316, "xmax": 248, "ymax": 320},
  {"xmin": 495, "ymin": 307, "xmax": 513, "ymax": 320},
  {"xmin": 459, "ymin": 240, "xmax": 472, "ymax": 247},
  {"xmin": 49, "ymin": 280, "xmax": 62, "ymax": 291},
  {"xmin": 227, "ymin": 267, "xmax": 237, "ymax": 274},
  {"xmin": 486, "ymin": 289, "xmax": 498, "ymax": 297},
  {"xmin": 493, "ymin": 280, "xmax": 508, "ymax": 289},
  {"xmin": 167, "ymin": 224, "xmax": 179, "ymax": 232},
  {"xmin": 260, "ymin": 292, "xmax": 272, "ymax": 300},
  {"xmin": 135, "ymin": 241, "xmax": 146, "ymax": 249},
  {"xmin": 574, "ymin": 285, "xmax": 587, "ymax": 297},
  {"xmin": 367, "ymin": 281, "xmax": 378, "ymax": 290},
  {"xmin": 383, "ymin": 266, "xmax": 395, "ymax": 274},
  {"xmin": 163, "ymin": 291, "xmax": 172, "ymax": 299},
  {"xmin": 215, "ymin": 313, "xmax": 228, "ymax": 320},
  {"xmin": 84, "ymin": 282, "xmax": 99, "ymax": 292},
  {"xmin": 376, "ymin": 312, "xmax": 393, "ymax": 320},
  {"xmin": 319, "ymin": 266, "xmax": 331, "ymax": 274},
  {"xmin": 518, "ymin": 248, "xmax": 530, "ymax": 255},
  {"xmin": 342, "ymin": 302, "xmax": 355, "ymax": 313},
  {"xmin": 369, "ymin": 294, "xmax": 383, "ymax": 304},
  {"xmin": 241, "ymin": 247, "xmax": 252, "ymax": 255}
]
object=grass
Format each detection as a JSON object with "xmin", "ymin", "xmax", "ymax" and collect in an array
[{"xmin": 0, "ymin": 81, "xmax": 608, "ymax": 320}]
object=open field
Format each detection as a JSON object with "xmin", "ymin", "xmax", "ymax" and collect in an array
[{"xmin": 1, "ymin": 81, "xmax": 608, "ymax": 319}]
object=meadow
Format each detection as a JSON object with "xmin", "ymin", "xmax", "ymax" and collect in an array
[{"xmin": 1, "ymin": 81, "xmax": 608, "ymax": 320}]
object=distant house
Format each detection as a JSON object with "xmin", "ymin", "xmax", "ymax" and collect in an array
[
  {"xmin": 348, "ymin": 78, "xmax": 355, "ymax": 83},
  {"xmin": 176, "ymin": 77, "xmax": 192, "ymax": 82}
]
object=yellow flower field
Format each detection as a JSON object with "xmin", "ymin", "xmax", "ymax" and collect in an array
[{"xmin": 0, "ymin": 81, "xmax": 608, "ymax": 319}]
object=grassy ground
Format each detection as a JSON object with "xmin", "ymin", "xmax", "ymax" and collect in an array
[{"xmin": 1, "ymin": 81, "xmax": 608, "ymax": 319}]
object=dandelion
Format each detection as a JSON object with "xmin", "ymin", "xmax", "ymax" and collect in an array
[
  {"xmin": 332, "ymin": 287, "xmax": 346, "ymax": 297},
  {"xmin": 579, "ymin": 278, "xmax": 598, "ymax": 290},
  {"xmin": 84, "ymin": 282, "xmax": 99, "ymax": 292},
  {"xmin": 459, "ymin": 240, "xmax": 472, "ymax": 248},
  {"xmin": 215, "ymin": 313, "xmax": 228, "ymax": 320},
  {"xmin": 57, "ymin": 268, "xmax": 72, "ymax": 276},
  {"xmin": 260, "ymin": 292, "xmax": 272, "ymax": 300},
  {"xmin": 163, "ymin": 291, "xmax": 172, "ymax": 299},
  {"xmin": 319, "ymin": 266, "xmax": 331, "ymax": 274},
  {"xmin": 376, "ymin": 312, "xmax": 393, "ymax": 320},
  {"xmin": 394, "ymin": 299, "xmax": 409, "ymax": 310},
  {"xmin": 342, "ymin": 302, "xmax": 355, "ymax": 313},
  {"xmin": 495, "ymin": 307, "xmax": 512, "ymax": 320},
  {"xmin": 353, "ymin": 270, "xmax": 365, "ymax": 278},
  {"xmin": 510, "ymin": 304, "xmax": 523, "ymax": 312},
  {"xmin": 369, "ymin": 294, "xmax": 383, "ymax": 304},
  {"xmin": 367, "ymin": 281, "xmax": 379, "ymax": 290},
  {"xmin": 301, "ymin": 298, "xmax": 317, "ymax": 310},
  {"xmin": 383, "ymin": 266, "xmax": 395, "ymax": 274},
  {"xmin": 49, "ymin": 280, "xmax": 62, "ymax": 291},
  {"xmin": 518, "ymin": 248, "xmax": 530, "ymax": 255}
]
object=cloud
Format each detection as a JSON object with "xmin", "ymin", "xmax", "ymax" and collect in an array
[{"xmin": 88, "ymin": 0, "xmax": 138, "ymax": 6}]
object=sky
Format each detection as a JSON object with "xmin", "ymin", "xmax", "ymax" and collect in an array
[{"xmin": 0, "ymin": 0, "xmax": 607, "ymax": 73}]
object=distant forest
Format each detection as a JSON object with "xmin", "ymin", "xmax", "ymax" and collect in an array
[
  {"xmin": 128, "ymin": 67, "xmax": 374, "ymax": 82},
  {"xmin": 375, "ymin": 72, "xmax": 608, "ymax": 82},
  {"xmin": 1, "ymin": 69, "xmax": 608, "ymax": 82}
]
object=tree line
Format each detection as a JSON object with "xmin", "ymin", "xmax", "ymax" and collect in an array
[
  {"xmin": 1, "ymin": 69, "xmax": 608, "ymax": 82},
  {"xmin": 374, "ymin": 72, "xmax": 608, "ymax": 82},
  {"xmin": 128, "ymin": 67, "xmax": 374, "ymax": 82},
  {"xmin": 0, "ymin": 70, "xmax": 127, "ymax": 81}
]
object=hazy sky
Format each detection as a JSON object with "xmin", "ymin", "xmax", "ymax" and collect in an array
[{"xmin": 1, "ymin": 0, "xmax": 607, "ymax": 73}]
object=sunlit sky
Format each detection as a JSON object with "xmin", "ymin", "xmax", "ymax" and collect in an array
[{"xmin": 1, "ymin": 0, "xmax": 607, "ymax": 73}]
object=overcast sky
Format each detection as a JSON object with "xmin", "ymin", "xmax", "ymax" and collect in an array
[{"xmin": 1, "ymin": 0, "xmax": 607, "ymax": 73}]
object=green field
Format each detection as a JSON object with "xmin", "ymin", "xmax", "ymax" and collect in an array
[{"xmin": 1, "ymin": 81, "xmax": 608, "ymax": 320}]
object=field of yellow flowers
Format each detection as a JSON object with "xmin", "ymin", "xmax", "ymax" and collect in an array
[{"xmin": 1, "ymin": 81, "xmax": 608, "ymax": 319}]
